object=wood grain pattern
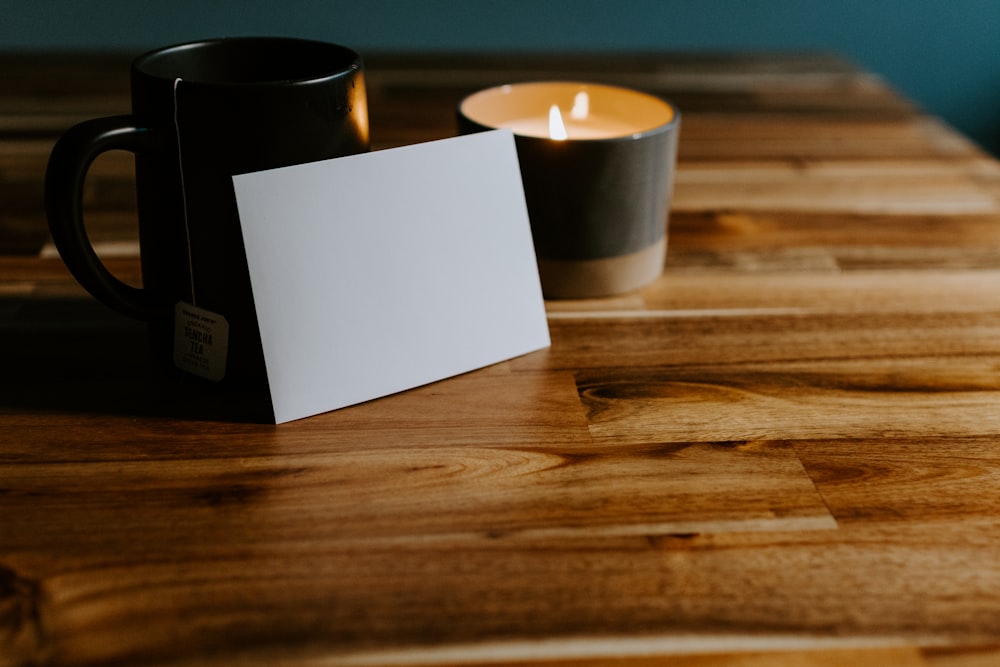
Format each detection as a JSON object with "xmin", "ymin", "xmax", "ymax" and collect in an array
[{"xmin": 3, "ymin": 51, "xmax": 1000, "ymax": 666}]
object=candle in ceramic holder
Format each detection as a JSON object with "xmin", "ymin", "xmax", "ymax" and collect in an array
[{"xmin": 458, "ymin": 81, "xmax": 680, "ymax": 299}]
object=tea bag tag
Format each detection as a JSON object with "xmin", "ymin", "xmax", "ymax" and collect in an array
[{"xmin": 173, "ymin": 302, "xmax": 229, "ymax": 381}]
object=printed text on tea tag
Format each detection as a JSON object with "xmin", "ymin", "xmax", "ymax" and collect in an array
[{"xmin": 173, "ymin": 301, "xmax": 229, "ymax": 381}]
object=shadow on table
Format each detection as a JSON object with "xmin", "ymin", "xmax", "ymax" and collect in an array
[{"xmin": 0, "ymin": 297, "xmax": 274, "ymax": 423}]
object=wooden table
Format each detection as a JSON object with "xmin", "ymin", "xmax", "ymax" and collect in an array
[{"xmin": 3, "ymin": 51, "xmax": 1000, "ymax": 666}]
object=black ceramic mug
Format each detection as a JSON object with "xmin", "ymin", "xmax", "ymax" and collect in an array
[{"xmin": 45, "ymin": 37, "xmax": 369, "ymax": 387}]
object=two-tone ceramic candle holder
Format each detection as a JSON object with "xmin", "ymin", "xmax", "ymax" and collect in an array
[{"xmin": 459, "ymin": 81, "xmax": 680, "ymax": 299}]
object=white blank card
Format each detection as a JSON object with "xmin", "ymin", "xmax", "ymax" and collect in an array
[{"xmin": 232, "ymin": 129, "xmax": 550, "ymax": 423}]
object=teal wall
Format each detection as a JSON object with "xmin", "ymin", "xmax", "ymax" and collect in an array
[{"xmin": 4, "ymin": 0, "xmax": 999, "ymax": 155}]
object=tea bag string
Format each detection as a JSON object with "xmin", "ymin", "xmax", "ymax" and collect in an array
[{"xmin": 173, "ymin": 77, "xmax": 197, "ymax": 306}]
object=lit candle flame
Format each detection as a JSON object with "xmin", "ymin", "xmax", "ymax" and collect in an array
[
  {"xmin": 548, "ymin": 104, "xmax": 568, "ymax": 141},
  {"xmin": 570, "ymin": 91, "xmax": 589, "ymax": 120}
]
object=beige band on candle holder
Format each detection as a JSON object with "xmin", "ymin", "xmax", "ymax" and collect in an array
[{"xmin": 537, "ymin": 237, "xmax": 666, "ymax": 299}]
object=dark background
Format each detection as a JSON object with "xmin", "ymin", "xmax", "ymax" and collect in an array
[{"xmin": 3, "ymin": 0, "xmax": 999, "ymax": 155}]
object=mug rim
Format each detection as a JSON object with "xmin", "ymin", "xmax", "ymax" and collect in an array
[{"xmin": 132, "ymin": 36, "xmax": 362, "ymax": 87}]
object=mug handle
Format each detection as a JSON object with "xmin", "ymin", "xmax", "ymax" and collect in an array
[{"xmin": 44, "ymin": 116, "xmax": 164, "ymax": 320}]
